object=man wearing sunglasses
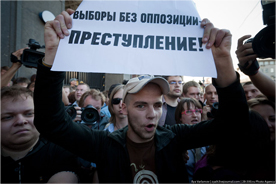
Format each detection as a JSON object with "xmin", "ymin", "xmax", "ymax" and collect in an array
[
  {"xmin": 34, "ymin": 9, "xmax": 249, "ymax": 183},
  {"xmin": 158, "ymin": 75, "xmax": 184, "ymax": 126}
]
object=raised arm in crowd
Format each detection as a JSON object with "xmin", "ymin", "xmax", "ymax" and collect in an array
[
  {"xmin": 34, "ymin": 9, "xmax": 250, "ymax": 183},
  {"xmin": 236, "ymin": 35, "xmax": 275, "ymax": 100},
  {"xmin": 1, "ymin": 48, "xmax": 27, "ymax": 88}
]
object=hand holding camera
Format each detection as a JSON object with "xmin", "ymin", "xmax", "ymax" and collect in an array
[
  {"xmin": 65, "ymin": 105, "xmax": 100, "ymax": 125},
  {"xmin": 236, "ymin": 1, "xmax": 275, "ymax": 76},
  {"xmin": 10, "ymin": 39, "xmax": 45, "ymax": 68}
]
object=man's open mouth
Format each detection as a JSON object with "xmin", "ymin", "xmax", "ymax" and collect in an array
[{"xmin": 146, "ymin": 124, "xmax": 154, "ymax": 128}]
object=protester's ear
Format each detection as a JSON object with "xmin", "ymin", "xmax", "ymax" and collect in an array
[{"xmin": 121, "ymin": 103, "xmax": 128, "ymax": 115}]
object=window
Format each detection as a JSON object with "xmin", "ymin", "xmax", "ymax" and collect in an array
[
  {"xmin": 265, "ymin": 68, "xmax": 269, "ymax": 73},
  {"xmin": 265, "ymin": 61, "xmax": 269, "ymax": 65},
  {"xmin": 271, "ymin": 68, "xmax": 274, "ymax": 73},
  {"xmin": 259, "ymin": 62, "xmax": 264, "ymax": 66},
  {"xmin": 270, "ymin": 61, "xmax": 274, "ymax": 65}
]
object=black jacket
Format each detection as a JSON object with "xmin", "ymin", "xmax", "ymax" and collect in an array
[
  {"xmin": 34, "ymin": 61, "xmax": 249, "ymax": 183},
  {"xmin": 1, "ymin": 137, "xmax": 79, "ymax": 183}
]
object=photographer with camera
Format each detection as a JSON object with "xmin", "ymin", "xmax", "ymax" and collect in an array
[
  {"xmin": 1, "ymin": 39, "xmax": 44, "ymax": 88},
  {"xmin": 235, "ymin": 1, "xmax": 275, "ymax": 101},
  {"xmin": 202, "ymin": 84, "xmax": 219, "ymax": 120},
  {"xmin": 1, "ymin": 48, "xmax": 28, "ymax": 88},
  {"xmin": 236, "ymin": 35, "xmax": 275, "ymax": 100},
  {"xmin": 77, "ymin": 89, "xmax": 109, "ymax": 130},
  {"xmin": 67, "ymin": 83, "xmax": 90, "ymax": 122}
]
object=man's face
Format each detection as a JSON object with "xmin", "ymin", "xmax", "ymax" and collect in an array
[
  {"xmin": 167, "ymin": 76, "xmax": 183, "ymax": 98},
  {"xmin": 70, "ymin": 80, "xmax": 78, "ymax": 87},
  {"xmin": 1, "ymin": 95, "xmax": 39, "ymax": 149},
  {"xmin": 243, "ymin": 84, "xmax": 262, "ymax": 100},
  {"xmin": 83, "ymin": 95, "xmax": 102, "ymax": 114},
  {"xmin": 204, "ymin": 85, "xmax": 218, "ymax": 106},
  {"xmin": 251, "ymin": 104, "xmax": 275, "ymax": 141},
  {"xmin": 75, "ymin": 85, "xmax": 89, "ymax": 102},
  {"xmin": 112, "ymin": 89, "xmax": 126, "ymax": 119},
  {"xmin": 183, "ymin": 86, "xmax": 201, "ymax": 100},
  {"xmin": 124, "ymin": 83, "xmax": 163, "ymax": 143}
]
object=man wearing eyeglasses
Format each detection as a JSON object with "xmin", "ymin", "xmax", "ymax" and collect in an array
[{"xmin": 158, "ymin": 76, "xmax": 183, "ymax": 126}]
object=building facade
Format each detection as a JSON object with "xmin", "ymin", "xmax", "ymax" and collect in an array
[
  {"xmin": 1, "ymin": 0, "xmax": 131, "ymax": 91},
  {"xmin": 258, "ymin": 58, "xmax": 275, "ymax": 81}
]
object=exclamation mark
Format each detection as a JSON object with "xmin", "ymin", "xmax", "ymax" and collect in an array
[{"xmin": 198, "ymin": 38, "xmax": 203, "ymax": 51}]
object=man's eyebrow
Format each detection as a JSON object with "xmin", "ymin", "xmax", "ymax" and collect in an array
[
  {"xmin": 1, "ymin": 109, "xmax": 34, "ymax": 114},
  {"xmin": 155, "ymin": 101, "xmax": 163, "ymax": 105},
  {"xmin": 133, "ymin": 101, "xmax": 148, "ymax": 105},
  {"xmin": 1, "ymin": 112, "xmax": 13, "ymax": 115}
]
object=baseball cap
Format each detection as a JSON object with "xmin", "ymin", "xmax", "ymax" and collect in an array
[{"xmin": 123, "ymin": 75, "xmax": 169, "ymax": 102}]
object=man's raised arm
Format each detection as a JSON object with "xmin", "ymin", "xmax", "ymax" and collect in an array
[
  {"xmin": 34, "ymin": 9, "xmax": 105, "ymax": 162},
  {"xmin": 43, "ymin": 9, "xmax": 74, "ymax": 66},
  {"xmin": 200, "ymin": 19, "xmax": 236, "ymax": 87},
  {"xmin": 171, "ymin": 19, "xmax": 249, "ymax": 150}
]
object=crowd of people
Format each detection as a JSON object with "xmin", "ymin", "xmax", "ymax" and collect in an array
[{"xmin": 1, "ymin": 8, "xmax": 275, "ymax": 183}]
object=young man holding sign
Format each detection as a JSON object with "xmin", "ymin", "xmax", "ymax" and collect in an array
[{"xmin": 34, "ymin": 9, "xmax": 249, "ymax": 183}]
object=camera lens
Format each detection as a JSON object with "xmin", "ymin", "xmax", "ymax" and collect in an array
[
  {"xmin": 85, "ymin": 112, "xmax": 94, "ymax": 119},
  {"xmin": 81, "ymin": 105, "xmax": 100, "ymax": 124},
  {"xmin": 212, "ymin": 102, "xmax": 219, "ymax": 110},
  {"xmin": 252, "ymin": 24, "xmax": 275, "ymax": 59}
]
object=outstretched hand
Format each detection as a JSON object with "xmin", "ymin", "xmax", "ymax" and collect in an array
[
  {"xmin": 44, "ymin": 9, "xmax": 75, "ymax": 66},
  {"xmin": 235, "ymin": 35, "xmax": 258, "ymax": 68}
]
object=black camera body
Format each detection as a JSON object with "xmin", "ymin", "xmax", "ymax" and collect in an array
[
  {"xmin": 21, "ymin": 39, "xmax": 45, "ymax": 68},
  {"xmin": 250, "ymin": 0, "xmax": 275, "ymax": 59},
  {"xmin": 81, "ymin": 105, "xmax": 100, "ymax": 124},
  {"xmin": 65, "ymin": 105, "xmax": 100, "ymax": 125},
  {"xmin": 207, "ymin": 102, "xmax": 219, "ymax": 119},
  {"xmin": 199, "ymin": 100, "xmax": 219, "ymax": 119},
  {"xmin": 65, "ymin": 105, "xmax": 77, "ymax": 120}
]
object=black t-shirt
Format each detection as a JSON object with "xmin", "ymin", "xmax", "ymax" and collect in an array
[
  {"xmin": 165, "ymin": 104, "xmax": 177, "ymax": 126},
  {"xmin": 127, "ymin": 136, "xmax": 158, "ymax": 183},
  {"xmin": 1, "ymin": 138, "xmax": 79, "ymax": 183}
]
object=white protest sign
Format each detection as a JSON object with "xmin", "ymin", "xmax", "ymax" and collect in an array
[{"xmin": 52, "ymin": 0, "xmax": 217, "ymax": 77}]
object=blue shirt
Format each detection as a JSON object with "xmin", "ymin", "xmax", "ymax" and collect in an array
[
  {"xmin": 186, "ymin": 147, "xmax": 207, "ymax": 183},
  {"xmin": 104, "ymin": 123, "xmax": 115, "ymax": 133},
  {"xmin": 101, "ymin": 103, "xmax": 111, "ymax": 119}
]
